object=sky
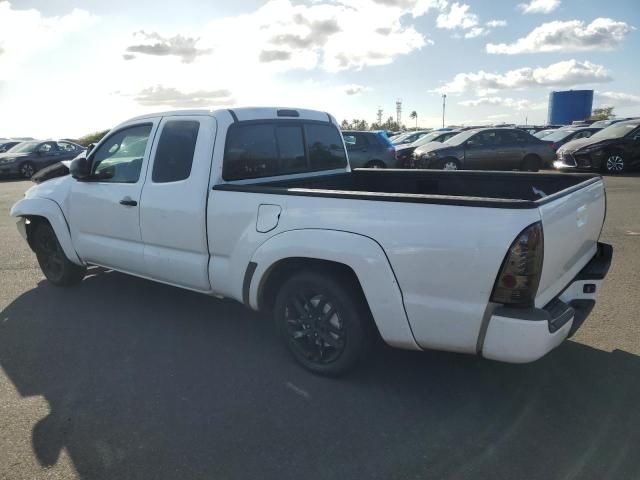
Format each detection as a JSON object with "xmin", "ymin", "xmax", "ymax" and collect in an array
[{"xmin": 0, "ymin": 0, "xmax": 638, "ymax": 138}]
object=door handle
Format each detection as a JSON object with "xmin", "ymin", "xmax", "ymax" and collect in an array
[{"xmin": 119, "ymin": 197, "xmax": 137, "ymax": 207}]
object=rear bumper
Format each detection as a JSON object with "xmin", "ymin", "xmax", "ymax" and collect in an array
[{"xmin": 481, "ymin": 242, "xmax": 612, "ymax": 363}]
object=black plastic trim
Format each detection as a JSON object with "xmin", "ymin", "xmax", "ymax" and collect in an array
[
  {"xmin": 575, "ymin": 242, "xmax": 613, "ymax": 280},
  {"xmin": 242, "ymin": 261, "xmax": 258, "ymax": 307},
  {"xmin": 228, "ymin": 109, "xmax": 239, "ymax": 123},
  {"xmin": 493, "ymin": 299, "xmax": 575, "ymax": 333},
  {"xmin": 277, "ymin": 109, "xmax": 299, "ymax": 117}
]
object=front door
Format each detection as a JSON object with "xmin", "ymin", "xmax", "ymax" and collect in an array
[
  {"xmin": 68, "ymin": 121, "xmax": 158, "ymax": 274},
  {"xmin": 464, "ymin": 131, "xmax": 499, "ymax": 170}
]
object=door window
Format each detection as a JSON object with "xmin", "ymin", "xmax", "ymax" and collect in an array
[
  {"xmin": 91, "ymin": 124, "xmax": 152, "ymax": 183},
  {"xmin": 38, "ymin": 142, "xmax": 55, "ymax": 154},
  {"xmin": 152, "ymin": 120, "xmax": 200, "ymax": 183}
]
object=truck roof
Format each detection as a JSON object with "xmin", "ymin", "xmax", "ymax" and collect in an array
[{"xmin": 124, "ymin": 107, "xmax": 334, "ymax": 124}]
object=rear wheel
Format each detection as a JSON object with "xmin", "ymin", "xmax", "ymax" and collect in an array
[
  {"xmin": 274, "ymin": 271, "xmax": 372, "ymax": 376},
  {"xmin": 19, "ymin": 162, "xmax": 36, "ymax": 179},
  {"xmin": 603, "ymin": 152, "xmax": 625, "ymax": 174},
  {"xmin": 365, "ymin": 160, "xmax": 386, "ymax": 169},
  {"xmin": 520, "ymin": 155, "xmax": 541, "ymax": 172},
  {"xmin": 32, "ymin": 222, "xmax": 86, "ymax": 286}
]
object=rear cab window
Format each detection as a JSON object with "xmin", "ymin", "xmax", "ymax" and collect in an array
[{"xmin": 222, "ymin": 121, "xmax": 347, "ymax": 181}]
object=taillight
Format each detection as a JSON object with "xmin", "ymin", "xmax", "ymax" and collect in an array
[
  {"xmin": 389, "ymin": 146, "xmax": 397, "ymax": 159},
  {"xmin": 490, "ymin": 222, "xmax": 544, "ymax": 306},
  {"xmin": 550, "ymin": 143, "xmax": 557, "ymax": 151}
]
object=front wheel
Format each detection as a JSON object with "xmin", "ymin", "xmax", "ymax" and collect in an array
[
  {"xmin": 365, "ymin": 160, "xmax": 386, "ymax": 169},
  {"xmin": 32, "ymin": 222, "xmax": 86, "ymax": 286},
  {"xmin": 436, "ymin": 158, "xmax": 460, "ymax": 170},
  {"xmin": 604, "ymin": 153, "xmax": 625, "ymax": 174},
  {"xmin": 273, "ymin": 271, "xmax": 372, "ymax": 376},
  {"xmin": 19, "ymin": 162, "xmax": 36, "ymax": 179}
]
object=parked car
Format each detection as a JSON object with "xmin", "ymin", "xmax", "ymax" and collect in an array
[
  {"xmin": 518, "ymin": 125, "xmax": 562, "ymax": 135},
  {"xmin": 0, "ymin": 140, "xmax": 21, "ymax": 153},
  {"xmin": 11, "ymin": 107, "xmax": 611, "ymax": 376},
  {"xmin": 391, "ymin": 130, "xmax": 431, "ymax": 146},
  {"xmin": 590, "ymin": 118, "xmax": 627, "ymax": 129},
  {"xmin": 0, "ymin": 140, "xmax": 85, "ymax": 178},
  {"xmin": 555, "ymin": 120, "xmax": 640, "ymax": 173},
  {"xmin": 342, "ymin": 130, "xmax": 396, "ymax": 168},
  {"xmin": 396, "ymin": 129, "xmax": 462, "ymax": 167},
  {"xmin": 542, "ymin": 127, "xmax": 602, "ymax": 152},
  {"xmin": 413, "ymin": 127, "xmax": 556, "ymax": 171}
]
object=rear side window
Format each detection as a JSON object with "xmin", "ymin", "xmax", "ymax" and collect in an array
[
  {"xmin": 223, "ymin": 122, "xmax": 347, "ymax": 180},
  {"xmin": 152, "ymin": 120, "xmax": 200, "ymax": 183},
  {"xmin": 305, "ymin": 124, "xmax": 347, "ymax": 170}
]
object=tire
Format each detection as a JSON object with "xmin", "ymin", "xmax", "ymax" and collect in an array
[
  {"xmin": 32, "ymin": 222, "xmax": 86, "ymax": 286},
  {"xmin": 273, "ymin": 271, "xmax": 372, "ymax": 376},
  {"xmin": 520, "ymin": 155, "xmax": 541, "ymax": 172},
  {"xmin": 436, "ymin": 158, "xmax": 460, "ymax": 170},
  {"xmin": 365, "ymin": 160, "xmax": 386, "ymax": 169},
  {"xmin": 603, "ymin": 152, "xmax": 625, "ymax": 174},
  {"xmin": 19, "ymin": 161, "xmax": 36, "ymax": 179}
]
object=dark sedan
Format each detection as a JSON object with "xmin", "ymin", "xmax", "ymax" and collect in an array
[
  {"xmin": 396, "ymin": 130, "xmax": 461, "ymax": 167},
  {"xmin": 0, "ymin": 140, "xmax": 21, "ymax": 153},
  {"xmin": 555, "ymin": 120, "xmax": 640, "ymax": 174},
  {"xmin": 0, "ymin": 140, "xmax": 85, "ymax": 178},
  {"xmin": 542, "ymin": 127, "xmax": 602, "ymax": 152},
  {"xmin": 412, "ymin": 127, "xmax": 556, "ymax": 171}
]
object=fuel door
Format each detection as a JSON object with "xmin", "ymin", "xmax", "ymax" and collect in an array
[{"xmin": 256, "ymin": 204, "xmax": 282, "ymax": 233}]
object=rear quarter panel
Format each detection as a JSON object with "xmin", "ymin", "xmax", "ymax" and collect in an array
[{"xmin": 207, "ymin": 190, "xmax": 541, "ymax": 353}]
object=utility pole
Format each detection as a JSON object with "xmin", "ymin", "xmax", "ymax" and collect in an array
[
  {"xmin": 396, "ymin": 99, "xmax": 402, "ymax": 127},
  {"xmin": 442, "ymin": 94, "xmax": 447, "ymax": 128}
]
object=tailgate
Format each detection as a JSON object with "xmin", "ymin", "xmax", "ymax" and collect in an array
[{"xmin": 535, "ymin": 178, "xmax": 606, "ymax": 308}]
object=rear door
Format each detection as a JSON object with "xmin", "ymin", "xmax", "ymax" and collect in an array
[
  {"xmin": 139, "ymin": 115, "xmax": 215, "ymax": 291},
  {"xmin": 535, "ymin": 179, "xmax": 606, "ymax": 308},
  {"xmin": 494, "ymin": 130, "xmax": 522, "ymax": 170},
  {"xmin": 344, "ymin": 132, "xmax": 370, "ymax": 168}
]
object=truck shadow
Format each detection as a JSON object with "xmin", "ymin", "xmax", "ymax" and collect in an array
[{"xmin": 0, "ymin": 270, "xmax": 638, "ymax": 480}]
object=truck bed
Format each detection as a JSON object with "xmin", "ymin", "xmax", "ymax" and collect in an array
[{"xmin": 215, "ymin": 169, "xmax": 601, "ymax": 209}]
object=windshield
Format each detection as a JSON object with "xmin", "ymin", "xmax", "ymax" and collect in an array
[
  {"xmin": 409, "ymin": 131, "xmax": 444, "ymax": 146},
  {"xmin": 391, "ymin": 133, "xmax": 411, "ymax": 144},
  {"xmin": 7, "ymin": 141, "xmax": 39, "ymax": 153},
  {"xmin": 534, "ymin": 130, "xmax": 555, "ymax": 138},
  {"xmin": 588, "ymin": 123, "xmax": 639, "ymax": 141},
  {"xmin": 443, "ymin": 130, "xmax": 477, "ymax": 146},
  {"xmin": 543, "ymin": 130, "xmax": 575, "ymax": 142}
]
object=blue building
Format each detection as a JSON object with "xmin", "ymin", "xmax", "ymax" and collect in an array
[{"xmin": 547, "ymin": 90, "xmax": 594, "ymax": 125}]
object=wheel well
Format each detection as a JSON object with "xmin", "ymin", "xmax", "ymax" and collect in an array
[
  {"xmin": 258, "ymin": 257, "xmax": 368, "ymax": 314},
  {"xmin": 23, "ymin": 215, "xmax": 49, "ymax": 251},
  {"xmin": 436, "ymin": 157, "xmax": 459, "ymax": 167}
]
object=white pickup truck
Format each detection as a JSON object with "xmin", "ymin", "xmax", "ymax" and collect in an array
[{"xmin": 11, "ymin": 107, "xmax": 612, "ymax": 375}]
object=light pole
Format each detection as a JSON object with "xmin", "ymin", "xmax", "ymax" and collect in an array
[{"xmin": 442, "ymin": 94, "xmax": 447, "ymax": 128}]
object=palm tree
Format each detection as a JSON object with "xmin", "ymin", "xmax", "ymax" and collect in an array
[{"xmin": 410, "ymin": 111, "xmax": 418, "ymax": 130}]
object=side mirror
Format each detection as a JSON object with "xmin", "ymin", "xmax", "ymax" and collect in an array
[
  {"xmin": 86, "ymin": 143, "xmax": 96, "ymax": 154},
  {"xmin": 70, "ymin": 156, "xmax": 91, "ymax": 180},
  {"xmin": 466, "ymin": 140, "xmax": 476, "ymax": 148}
]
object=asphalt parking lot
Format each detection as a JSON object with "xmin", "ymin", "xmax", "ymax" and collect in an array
[{"xmin": 0, "ymin": 176, "xmax": 639, "ymax": 480}]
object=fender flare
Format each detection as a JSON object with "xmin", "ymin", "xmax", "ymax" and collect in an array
[
  {"xmin": 10, "ymin": 197, "xmax": 83, "ymax": 266},
  {"xmin": 248, "ymin": 229, "xmax": 419, "ymax": 350}
]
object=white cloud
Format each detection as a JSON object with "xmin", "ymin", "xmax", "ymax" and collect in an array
[
  {"xmin": 341, "ymin": 84, "xmax": 370, "ymax": 95},
  {"xmin": 435, "ymin": 59, "xmax": 611, "ymax": 95},
  {"xmin": 464, "ymin": 27, "xmax": 486, "ymax": 39},
  {"xmin": 436, "ymin": 3, "xmax": 479, "ymax": 30},
  {"xmin": 459, "ymin": 96, "xmax": 545, "ymax": 110},
  {"xmin": 517, "ymin": 0, "xmax": 561, "ymax": 14},
  {"xmin": 487, "ymin": 18, "xmax": 631, "ymax": 54},
  {"xmin": 486, "ymin": 19, "xmax": 507, "ymax": 28},
  {"xmin": 0, "ymin": 2, "xmax": 97, "ymax": 80},
  {"xmin": 596, "ymin": 91, "xmax": 640, "ymax": 107},
  {"xmin": 133, "ymin": 86, "xmax": 234, "ymax": 107}
]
